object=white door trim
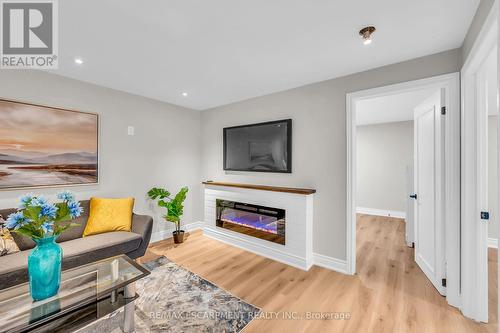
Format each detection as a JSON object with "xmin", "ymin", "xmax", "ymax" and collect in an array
[
  {"xmin": 460, "ymin": 0, "xmax": 498, "ymax": 322},
  {"xmin": 346, "ymin": 72, "xmax": 461, "ymax": 309}
]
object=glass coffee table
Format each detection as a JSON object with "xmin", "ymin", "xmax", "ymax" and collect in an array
[{"xmin": 0, "ymin": 255, "xmax": 150, "ymax": 333}]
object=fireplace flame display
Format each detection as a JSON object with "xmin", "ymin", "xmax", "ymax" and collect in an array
[{"xmin": 216, "ymin": 200, "xmax": 285, "ymax": 245}]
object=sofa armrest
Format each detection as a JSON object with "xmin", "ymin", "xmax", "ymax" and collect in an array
[{"xmin": 127, "ymin": 213, "xmax": 153, "ymax": 259}]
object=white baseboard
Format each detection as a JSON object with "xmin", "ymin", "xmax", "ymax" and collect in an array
[
  {"xmin": 203, "ymin": 225, "xmax": 311, "ymax": 270},
  {"xmin": 203, "ymin": 225, "xmax": 348, "ymax": 275},
  {"xmin": 356, "ymin": 207, "xmax": 406, "ymax": 219},
  {"xmin": 313, "ymin": 253, "xmax": 349, "ymax": 275},
  {"xmin": 150, "ymin": 221, "xmax": 205, "ymax": 243},
  {"xmin": 185, "ymin": 221, "xmax": 205, "ymax": 231},
  {"xmin": 152, "ymin": 222, "xmax": 349, "ymax": 275},
  {"xmin": 488, "ymin": 237, "xmax": 498, "ymax": 249}
]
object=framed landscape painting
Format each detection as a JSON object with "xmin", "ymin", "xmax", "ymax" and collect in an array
[{"xmin": 0, "ymin": 99, "xmax": 98, "ymax": 190}]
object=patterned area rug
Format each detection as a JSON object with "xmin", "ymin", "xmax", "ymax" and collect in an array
[{"xmin": 76, "ymin": 256, "xmax": 260, "ymax": 333}]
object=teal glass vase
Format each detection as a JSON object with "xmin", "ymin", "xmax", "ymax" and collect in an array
[{"xmin": 28, "ymin": 236, "xmax": 62, "ymax": 301}]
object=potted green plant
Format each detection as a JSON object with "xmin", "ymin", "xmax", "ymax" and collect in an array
[{"xmin": 147, "ymin": 186, "xmax": 188, "ymax": 244}]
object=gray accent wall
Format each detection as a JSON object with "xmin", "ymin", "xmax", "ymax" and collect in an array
[
  {"xmin": 356, "ymin": 121, "xmax": 413, "ymax": 213},
  {"xmin": 462, "ymin": 0, "xmax": 495, "ymax": 64},
  {"xmin": 200, "ymin": 49, "xmax": 461, "ymax": 260},
  {"xmin": 0, "ymin": 70, "xmax": 203, "ymax": 236}
]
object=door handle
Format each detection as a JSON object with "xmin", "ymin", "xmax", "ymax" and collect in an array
[{"xmin": 410, "ymin": 194, "xmax": 418, "ymax": 199}]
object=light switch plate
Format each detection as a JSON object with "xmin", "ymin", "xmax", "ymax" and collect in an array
[{"xmin": 127, "ymin": 126, "xmax": 135, "ymax": 136}]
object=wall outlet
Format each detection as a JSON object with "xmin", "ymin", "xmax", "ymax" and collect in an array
[{"xmin": 127, "ymin": 126, "xmax": 135, "ymax": 136}]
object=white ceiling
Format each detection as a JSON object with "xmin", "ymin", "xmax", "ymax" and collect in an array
[
  {"xmin": 55, "ymin": 0, "xmax": 479, "ymax": 110},
  {"xmin": 356, "ymin": 89, "xmax": 436, "ymax": 125}
]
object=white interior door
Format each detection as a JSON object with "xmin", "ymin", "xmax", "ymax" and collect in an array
[{"xmin": 413, "ymin": 89, "xmax": 446, "ymax": 295}]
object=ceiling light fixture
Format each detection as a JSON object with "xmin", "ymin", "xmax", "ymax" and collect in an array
[
  {"xmin": 74, "ymin": 58, "xmax": 83, "ymax": 65},
  {"xmin": 359, "ymin": 26, "xmax": 376, "ymax": 45},
  {"xmin": 181, "ymin": 92, "xmax": 188, "ymax": 97}
]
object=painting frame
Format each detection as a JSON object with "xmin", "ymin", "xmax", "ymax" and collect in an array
[{"xmin": 0, "ymin": 98, "xmax": 99, "ymax": 191}]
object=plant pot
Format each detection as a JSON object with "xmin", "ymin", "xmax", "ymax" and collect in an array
[
  {"xmin": 28, "ymin": 236, "xmax": 62, "ymax": 301},
  {"xmin": 173, "ymin": 230, "xmax": 185, "ymax": 244}
]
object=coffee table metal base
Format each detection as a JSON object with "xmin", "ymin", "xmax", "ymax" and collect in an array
[{"xmin": 122, "ymin": 282, "xmax": 136, "ymax": 333}]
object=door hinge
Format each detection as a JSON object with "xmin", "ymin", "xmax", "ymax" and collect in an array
[
  {"xmin": 481, "ymin": 211, "xmax": 490, "ymax": 220},
  {"xmin": 442, "ymin": 278, "xmax": 447, "ymax": 287},
  {"xmin": 441, "ymin": 106, "xmax": 446, "ymax": 115},
  {"xmin": 411, "ymin": 242, "xmax": 415, "ymax": 248}
]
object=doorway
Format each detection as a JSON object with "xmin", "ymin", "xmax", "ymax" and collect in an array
[
  {"xmin": 346, "ymin": 73, "xmax": 461, "ymax": 309},
  {"xmin": 355, "ymin": 87, "xmax": 445, "ymax": 294},
  {"xmin": 461, "ymin": 4, "xmax": 499, "ymax": 321}
]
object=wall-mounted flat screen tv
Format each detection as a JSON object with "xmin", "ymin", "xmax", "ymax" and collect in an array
[{"xmin": 223, "ymin": 119, "xmax": 292, "ymax": 173}]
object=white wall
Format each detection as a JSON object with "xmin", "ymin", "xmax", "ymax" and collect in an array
[
  {"xmin": 200, "ymin": 49, "xmax": 461, "ymax": 260},
  {"xmin": 489, "ymin": 115, "xmax": 498, "ymax": 239},
  {"xmin": 0, "ymin": 70, "xmax": 203, "ymax": 236},
  {"xmin": 0, "ymin": 51, "xmax": 464, "ymax": 261},
  {"xmin": 356, "ymin": 121, "xmax": 413, "ymax": 213}
]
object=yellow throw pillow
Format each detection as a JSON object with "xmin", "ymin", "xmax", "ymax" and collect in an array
[{"xmin": 83, "ymin": 197, "xmax": 135, "ymax": 237}]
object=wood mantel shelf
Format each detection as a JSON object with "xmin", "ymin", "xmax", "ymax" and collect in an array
[{"xmin": 202, "ymin": 181, "xmax": 316, "ymax": 195}]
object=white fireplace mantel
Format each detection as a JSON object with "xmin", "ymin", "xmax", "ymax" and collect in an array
[{"xmin": 202, "ymin": 182, "xmax": 314, "ymax": 270}]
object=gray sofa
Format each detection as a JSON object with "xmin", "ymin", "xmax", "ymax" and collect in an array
[{"xmin": 0, "ymin": 200, "xmax": 153, "ymax": 290}]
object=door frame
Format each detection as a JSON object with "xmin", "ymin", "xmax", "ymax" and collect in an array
[
  {"xmin": 346, "ymin": 72, "xmax": 461, "ymax": 309},
  {"xmin": 460, "ymin": 0, "xmax": 498, "ymax": 322}
]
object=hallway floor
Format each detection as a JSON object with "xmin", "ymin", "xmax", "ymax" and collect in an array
[
  {"xmin": 356, "ymin": 214, "xmax": 497, "ymax": 333},
  {"xmin": 139, "ymin": 215, "xmax": 497, "ymax": 332}
]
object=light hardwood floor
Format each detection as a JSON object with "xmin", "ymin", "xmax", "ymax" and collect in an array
[{"xmin": 140, "ymin": 215, "xmax": 498, "ymax": 332}]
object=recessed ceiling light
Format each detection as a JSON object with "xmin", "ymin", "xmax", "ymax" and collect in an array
[
  {"xmin": 359, "ymin": 26, "xmax": 376, "ymax": 45},
  {"xmin": 181, "ymin": 92, "xmax": 188, "ymax": 97},
  {"xmin": 74, "ymin": 58, "xmax": 83, "ymax": 65}
]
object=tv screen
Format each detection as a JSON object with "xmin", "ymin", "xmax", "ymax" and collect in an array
[{"xmin": 223, "ymin": 119, "xmax": 292, "ymax": 173}]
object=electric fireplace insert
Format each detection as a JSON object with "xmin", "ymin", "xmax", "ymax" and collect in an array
[{"xmin": 216, "ymin": 199, "xmax": 285, "ymax": 245}]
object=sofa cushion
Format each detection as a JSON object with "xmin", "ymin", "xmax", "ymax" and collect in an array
[
  {"xmin": 0, "ymin": 208, "xmax": 16, "ymax": 221},
  {"xmin": 0, "ymin": 208, "xmax": 34, "ymax": 251},
  {"xmin": 0, "ymin": 231, "xmax": 142, "ymax": 290},
  {"xmin": 0, "ymin": 227, "xmax": 20, "ymax": 256},
  {"xmin": 57, "ymin": 200, "xmax": 90, "ymax": 243},
  {"xmin": 61, "ymin": 231, "xmax": 141, "ymax": 260},
  {"xmin": 10, "ymin": 234, "xmax": 35, "ymax": 251},
  {"xmin": 83, "ymin": 198, "xmax": 135, "ymax": 237},
  {"xmin": 0, "ymin": 250, "xmax": 30, "ymax": 275},
  {"xmin": 5, "ymin": 215, "xmax": 89, "ymax": 251}
]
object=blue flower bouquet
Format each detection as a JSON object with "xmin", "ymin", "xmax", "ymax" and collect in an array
[{"xmin": 6, "ymin": 191, "xmax": 83, "ymax": 301}]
